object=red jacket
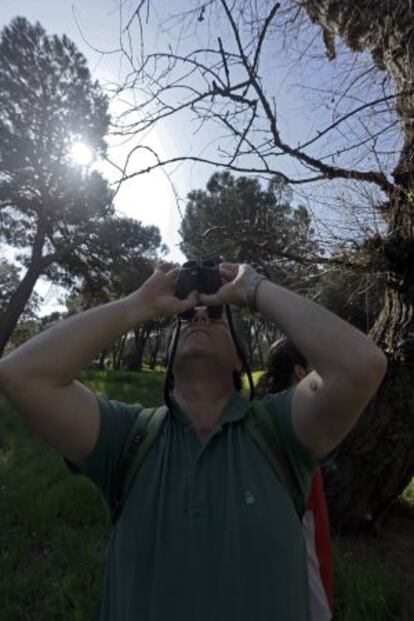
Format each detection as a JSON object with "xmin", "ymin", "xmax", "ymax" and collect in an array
[{"xmin": 303, "ymin": 468, "xmax": 334, "ymax": 619}]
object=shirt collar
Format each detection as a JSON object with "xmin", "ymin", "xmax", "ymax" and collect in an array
[{"xmin": 169, "ymin": 391, "xmax": 251, "ymax": 429}]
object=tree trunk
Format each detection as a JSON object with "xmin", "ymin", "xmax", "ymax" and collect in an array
[
  {"xmin": 98, "ymin": 349, "xmax": 107, "ymax": 369},
  {"xmin": 324, "ymin": 362, "xmax": 414, "ymax": 534},
  {"xmin": 149, "ymin": 330, "xmax": 162, "ymax": 369},
  {"xmin": 257, "ymin": 339, "xmax": 264, "ymax": 369},
  {"xmin": 251, "ymin": 319, "xmax": 263, "ymax": 368},
  {"xmin": 302, "ymin": 0, "xmax": 414, "ymax": 532},
  {"xmin": 323, "ymin": 211, "xmax": 414, "ymax": 533},
  {"xmin": 134, "ymin": 326, "xmax": 151, "ymax": 371},
  {"xmin": 115, "ymin": 333, "xmax": 127, "ymax": 370},
  {"xmin": 111, "ymin": 344, "xmax": 117, "ymax": 370},
  {"xmin": 0, "ymin": 219, "xmax": 48, "ymax": 357}
]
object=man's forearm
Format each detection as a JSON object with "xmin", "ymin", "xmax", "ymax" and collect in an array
[
  {"xmin": 0, "ymin": 295, "xmax": 148, "ymax": 387},
  {"xmin": 256, "ymin": 279, "xmax": 385, "ymax": 380}
]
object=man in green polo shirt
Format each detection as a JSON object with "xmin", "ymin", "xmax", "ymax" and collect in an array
[{"xmin": 0, "ymin": 261, "xmax": 387, "ymax": 621}]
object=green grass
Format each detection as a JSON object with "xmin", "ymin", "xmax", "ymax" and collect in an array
[
  {"xmin": 332, "ymin": 538, "xmax": 411, "ymax": 620},
  {"xmin": 0, "ymin": 421, "xmax": 107, "ymax": 620},
  {"xmin": 81, "ymin": 368, "xmax": 166, "ymax": 404},
  {"xmin": 0, "ymin": 369, "xmax": 412, "ymax": 620}
]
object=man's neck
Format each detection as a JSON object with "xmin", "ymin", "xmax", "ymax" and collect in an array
[{"xmin": 172, "ymin": 372, "xmax": 235, "ymax": 436}]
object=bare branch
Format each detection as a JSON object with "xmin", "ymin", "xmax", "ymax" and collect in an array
[
  {"xmin": 124, "ymin": 1, "xmax": 149, "ymax": 34},
  {"xmin": 217, "ymin": 37, "xmax": 230, "ymax": 87},
  {"xmin": 110, "ymin": 147, "xmax": 333, "ymax": 189},
  {"xmin": 219, "ymin": 0, "xmax": 395, "ymax": 194},
  {"xmin": 298, "ymin": 91, "xmax": 410, "ymax": 151},
  {"xmin": 251, "ymin": 2, "xmax": 281, "ymax": 77}
]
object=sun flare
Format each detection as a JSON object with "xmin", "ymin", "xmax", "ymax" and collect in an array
[{"xmin": 70, "ymin": 141, "xmax": 94, "ymax": 166}]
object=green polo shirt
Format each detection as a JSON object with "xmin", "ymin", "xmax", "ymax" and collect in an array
[{"xmin": 64, "ymin": 388, "xmax": 318, "ymax": 621}]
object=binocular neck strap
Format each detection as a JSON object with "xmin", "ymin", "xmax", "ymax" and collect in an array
[
  {"xmin": 164, "ymin": 318, "xmax": 182, "ymax": 410},
  {"xmin": 225, "ymin": 306, "xmax": 255, "ymax": 401}
]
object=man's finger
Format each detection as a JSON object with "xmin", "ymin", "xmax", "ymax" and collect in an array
[
  {"xmin": 156, "ymin": 261, "xmax": 176, "ymax": 274},
  {"xmin": 179, "ymin": 290, "xmax": 198, "ymax": 309},
  {"xmin": 219, "ymin": 262, "xmax": 238, "ymax": 270},
  {"xmin": 219, "ymin": 263, "xmax": 238, "ymax": 281},
  {"xmin": 166, "ymin": 267, "xmax": 179, "ymax": 279},
  {"xmin": 199, "ymin": 292, "xmax": 220, "ymax": 305}
]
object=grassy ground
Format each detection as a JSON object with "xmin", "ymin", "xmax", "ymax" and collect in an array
[{"xmin": 0, "ymin": 369, "xmax": 412, "ymax": 620}]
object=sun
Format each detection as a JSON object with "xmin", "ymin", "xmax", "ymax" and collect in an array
[{"xmin": 70, "ymin": 141, "xmax": 94, "ymax": 166}]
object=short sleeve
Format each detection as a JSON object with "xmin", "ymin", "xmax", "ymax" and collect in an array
[
  {"xmin": 63, "ymin": 395, "xmax": 143, "ymax": 505},
  {"xmin": 259, "ymin": 388, "xmax": 319, "ymax": 502}
]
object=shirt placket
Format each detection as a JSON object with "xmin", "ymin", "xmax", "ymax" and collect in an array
[{"xmin": 186, "ymin": 426, "xmax": 221, "ymax": 520}]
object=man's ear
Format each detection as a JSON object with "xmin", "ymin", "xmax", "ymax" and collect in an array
[{"xmin": 292, "ymin": 364, "xmax": 307, "ymax": 383}]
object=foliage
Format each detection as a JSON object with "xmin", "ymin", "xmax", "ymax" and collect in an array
[
  {"xmin": 0, "ymin": 16, "xmax": 111, "ymax": 233},
  {"xmin": 57, "ymin": 219, "xmax": 163, "ymax": 308},
  {"xmin": 0, "ymin": 259, "xmax": 40, "ymax": 315},
  {"xmin": 317, "ymin": 262, "xmax": 386, "ymax": 334},
  {"xmin": 180, "ymin": 172, "xmax": 319, "ymax": 276},
  {"xmin": 0, "ymin": 259, "xmax": 42, "ymax": 351},
  {"xmin": 401, "ymin": 478, "xmax": 414, "ymax": 506},
  {"xmin": 0, "ymin": 17, "xmax": 165, "ymax": 354}
]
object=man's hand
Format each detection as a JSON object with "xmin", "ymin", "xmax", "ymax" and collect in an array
[
  {"xmin": 126, "ymin": 263, "xmax": 198, "ymax": 323},
  {"xmin": 198, "ymin": 263, "xmax": 264, "ymax": 308}
]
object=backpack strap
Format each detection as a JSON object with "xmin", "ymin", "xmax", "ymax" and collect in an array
[
  {"xmin": 244, "ymin": 400, "xmax": 306, "ymax": 520},
  {"xmin": 111, "ymin": 399, "xmax": 306, "ymax": 524},
  {"xmin": 110, "ymin": 405, "xmax": 169, "ymax": 525}
]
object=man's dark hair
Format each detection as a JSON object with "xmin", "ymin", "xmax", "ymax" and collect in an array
[{"xmin": 255, "ymin": 336, "xmax": 307, "ymax": 395}]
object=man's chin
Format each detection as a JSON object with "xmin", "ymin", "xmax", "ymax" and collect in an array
[{"xmin": 174, "ymin": 345, "xmax": 219, "ymax": 367}]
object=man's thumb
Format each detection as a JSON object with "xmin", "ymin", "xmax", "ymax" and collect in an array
[{"xmin": 199, "ymin": 291, "xmax": 219, "ymax": 305}]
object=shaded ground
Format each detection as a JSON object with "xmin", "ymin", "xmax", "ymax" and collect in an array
[
  {"xmin": 339, "ymin": 500, "xmax": 414, "ymax": 617},
  {"xmin": 373, "ymin": 502, "xmax": 414, "ymax": 584}
]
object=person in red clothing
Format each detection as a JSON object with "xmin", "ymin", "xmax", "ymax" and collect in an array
[{"xmin": 256, "ymin": 337, "xmax": 334, "ymax": 621}]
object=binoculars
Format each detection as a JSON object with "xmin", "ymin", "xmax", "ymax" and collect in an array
[{"xmin": 175, "ymin": 260, "xmax": 223, "ymax": 320}]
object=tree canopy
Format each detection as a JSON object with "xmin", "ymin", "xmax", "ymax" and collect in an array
[
  {"xmin": 0, "ymin": 17, "xmax": 165, "ymax": 356},
  {"xmin": 180, "ymin": 171, "xmax": 320, "ymax": 289}
]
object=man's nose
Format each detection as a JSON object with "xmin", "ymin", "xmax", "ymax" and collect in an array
[{"xmin": 191, "ymin": 307, "xmax": 210, "ymax": 324}]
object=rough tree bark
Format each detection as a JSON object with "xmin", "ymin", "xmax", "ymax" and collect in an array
[
  {"xmin": 148, "ymin": 327, "xmax": 162, "ymax": 370},
  {"xmin": 113, "ymin": 333, "xmax": 128, "ymax": 370},
  {"xmin": 303, "ymin": 0, "xmax": 414, "ymax": 532},
  {"xmin": 133, "ymin": 325, "xmax": 152, "ymax": 371}
]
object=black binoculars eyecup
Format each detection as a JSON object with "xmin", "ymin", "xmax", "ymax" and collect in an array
[{"xmin": 175, "ymin": 259, "xmax": 223, "ymax": 320}]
